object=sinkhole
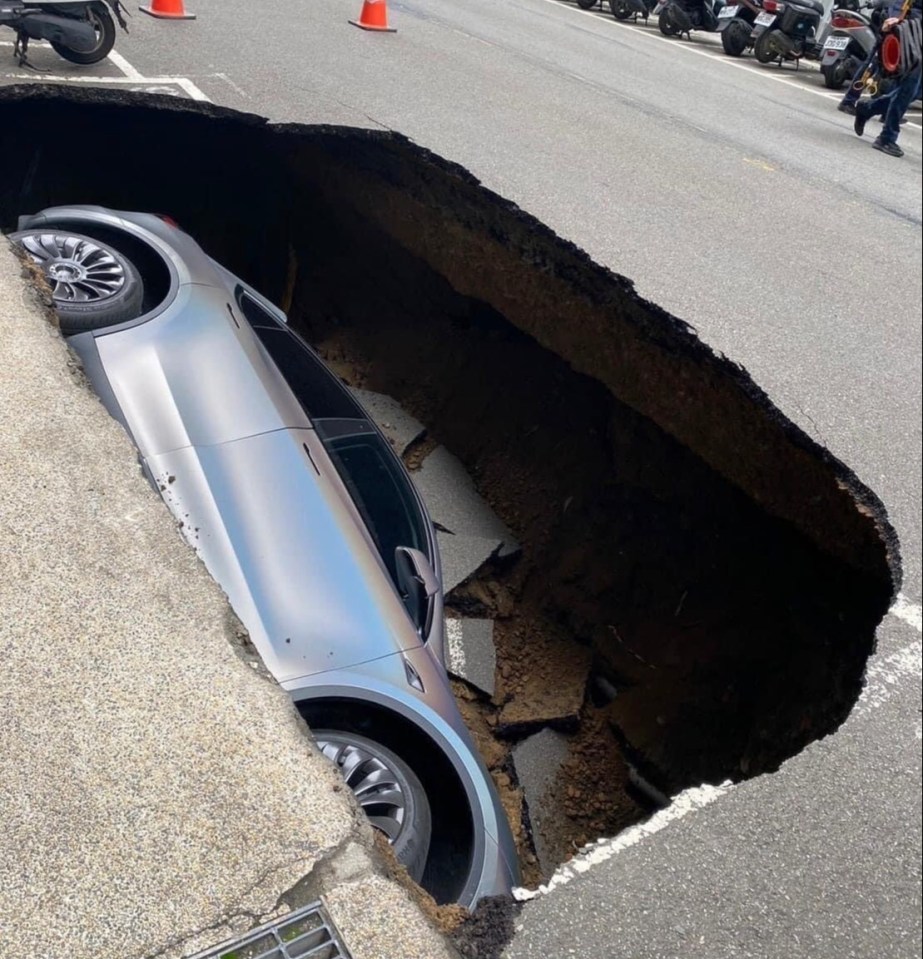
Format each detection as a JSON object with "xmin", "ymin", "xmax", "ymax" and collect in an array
[{"xmin": 0, "ymin": 85, "xmax": 901, "ymax": 913}]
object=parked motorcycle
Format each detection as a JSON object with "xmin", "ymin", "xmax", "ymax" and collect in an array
[
  {"xmin": 657, "ymin": 0, "xmax": 726, "ymax": 37},
  {"xmin": 716, "ymin": 0, "xmax": 764, "ymax": 55},
  {"xmin": 819, "ymin": 1, "xmax": 882, "ymax": 87},
  {"xmin": 611, "ymin": 0, "xmax": 658, "ymax": 21},
  {"xmin": 1, "ymin": 0, "xmax": 127, "ymax": 67},
  {"xmin": 751, "ymin": 0, "xmax": 833, "ymax": 64}
]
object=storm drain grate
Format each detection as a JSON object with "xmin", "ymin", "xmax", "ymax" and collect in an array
[{"xmin": 188, "ymin": 899, "xmax": 352, "ymax": 959}]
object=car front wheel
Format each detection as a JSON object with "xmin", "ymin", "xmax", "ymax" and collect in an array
[
  {"xmin": 313, "ymin": 730, "xmax": 432, "ymax": 882},
  {"xmin": 11, "ymin": 229, "xmax": 144, "ymax": 335}
]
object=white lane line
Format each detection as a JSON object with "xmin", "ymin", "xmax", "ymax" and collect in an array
[
  {"xmin": 513, "ymin": 781, "xmax": 732, "ymax": 901},
  {"xmin": 890, "ymin": 593, "xmax": 923, "ymax": 633},
  {"xmin": 107, "ymin": 49, "xmax": 144, "ymax": 80}
]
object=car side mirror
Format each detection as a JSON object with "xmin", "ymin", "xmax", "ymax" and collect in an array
[{"xmin": 395, "ymin": 547, "xmax": 439, "ymax": 638}]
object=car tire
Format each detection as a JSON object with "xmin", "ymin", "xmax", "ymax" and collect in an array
[
  {"xmin": 313, "ymin": 730, "xmax": 432, "ymax": 882},
  {"xmin": 11, "ymin": 229, "xmax": 144, "ymax": 334}
]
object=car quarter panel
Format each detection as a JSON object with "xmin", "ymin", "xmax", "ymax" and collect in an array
[{"xmin": 95, "ymin": 283, "xmax": 310, "ymax": 455}]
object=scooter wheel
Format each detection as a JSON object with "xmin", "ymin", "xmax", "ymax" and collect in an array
[
  {"xmin": 659, "ymin": 8, "xmax": 679, "ymax": 35},
  {"xmin": 721, "ymin": 18, "xmax": 751, "ymax": 56},
  {"xmin": 611, "ymin": 0, "xmax": 633, "ymax": 19},
  {"xmin": 754, "ymin": 28, "xmax": 779, "ymax": 63},
  {"xmin": 50, "ymin": 4, "xmax": 116, "ymax": 65}
]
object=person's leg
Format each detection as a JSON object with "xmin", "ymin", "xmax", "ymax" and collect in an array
[
  {"xmin": 875, "ymin": 64, "xmax": 923, "ymax": 152},
  {"xmin": 839, "ymin": 52, "xmax": 877, "ymax": 111},
  {"xmin": 854, "ymin": 85, "xmax": 893, "ymax": 135}
]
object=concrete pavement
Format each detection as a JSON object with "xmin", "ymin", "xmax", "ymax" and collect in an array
[{"xmin": 0, "ymin": 243, "xmax": 455, "ymax": 959}]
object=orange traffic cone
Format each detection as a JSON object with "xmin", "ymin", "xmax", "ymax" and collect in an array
[
  {"xmin": 350, "ymin": 0, "xmax": 396, "ymax": 32},
  {"xmin": 139, "ymin": 0, "xmax": 196, "ymax": 19}
]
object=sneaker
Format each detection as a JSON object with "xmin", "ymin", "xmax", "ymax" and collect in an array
[
  {"xmin": 838, "ymin": 100, "xmax": 857, "ymax": 115},
  {"xmin": 872, "ymin": 138, "xmax": 904, "ymax": 157},
  {"xmin": 854, "ymin": 108, "xmax": 869, "ymax": 137}
]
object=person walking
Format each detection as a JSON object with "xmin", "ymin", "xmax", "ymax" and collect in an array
[
  {"xmin": 838, "ymin": 0, "xmax": 905, "ymax": 114},
  {"xmin": 853, "ymin": 0, "xmax": 922, "ymax": 157}
]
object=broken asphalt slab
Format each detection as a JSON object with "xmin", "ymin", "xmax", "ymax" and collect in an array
[
  {"xmin": 512, "ymin": 730, "xmax": 572, "ymax": 879},
  {"xmin": 413, "ymin": 445, "xmax": 521, "ymax": 559},
  {"xmin": 446, "ymin": 617, "xmax": 498, "ymax": 698},
  {"xmin": 0, "ymin": 244, "xmax": 456, "ymax": 959},
  {"xmin": 350, "ymin": 387, "xmax": 426, "ymax": 456}
]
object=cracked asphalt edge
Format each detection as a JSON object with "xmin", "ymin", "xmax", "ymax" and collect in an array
[{"xmin": 0, "ymin": 241, "xmax": 457, "ymax": 959}]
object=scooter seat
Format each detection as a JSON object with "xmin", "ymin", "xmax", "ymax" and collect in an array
[{"xmin": 787, "ymin": 0, "xmax": 825, "ymax": 14}]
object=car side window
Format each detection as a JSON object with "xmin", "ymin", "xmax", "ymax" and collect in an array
[
  {"xmin": 317, "ymin": 425, "xmax": 430, "ymax": 589},
  {"xmin": 249, "ymin": 325, "xmax": 364, "ymax": 421}
]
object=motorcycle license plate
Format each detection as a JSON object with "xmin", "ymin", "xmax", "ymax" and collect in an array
[
  {"xmin": 823, "ymin": 35, "xmax": 850, "ymax": 50},
  {"xmin": 719, "ymin": 4, "xmax": 740, "ymax": 16},
  {"xmin": 755, "ymin": 11, "xmax": 776, "ymax": 25}
]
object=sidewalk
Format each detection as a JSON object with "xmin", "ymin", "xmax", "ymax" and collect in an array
[{"xmin": 0, "ymin": 242, "xmax": 456, "ymax": 959}]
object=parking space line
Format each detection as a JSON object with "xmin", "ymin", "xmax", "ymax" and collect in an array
[{"xmin": 107, "ymin": 49, "xmax": 144, "ymax": 80}]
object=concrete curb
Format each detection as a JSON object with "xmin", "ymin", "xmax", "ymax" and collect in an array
[{"xmin": 0, "ymin": 242, "xmax": 456, "ymax": 959}]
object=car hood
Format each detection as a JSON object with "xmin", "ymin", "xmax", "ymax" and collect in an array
[{"xmin": 145, "ymin": 426, "xmax": 424, "ymax": 683}]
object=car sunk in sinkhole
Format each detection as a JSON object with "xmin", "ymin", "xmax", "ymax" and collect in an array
[{"xmin": 11, "ymin": 204, "xmax": 520, "ymax": 907}]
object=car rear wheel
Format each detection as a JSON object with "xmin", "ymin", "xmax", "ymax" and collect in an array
[
  {"xmin": 11, "ymin": 229, "xmax": 144, "ymax": 334},
  {"xmin": 313, "ymin": 730, "xmax": 432, "ymax": 882}
]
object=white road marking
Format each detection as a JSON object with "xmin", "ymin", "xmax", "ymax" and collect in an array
[
  {"xmin": 107, "ymin": 49, "xmax": 144, "ymax": 80},
  {"xmin": 514, "ymin": 596, "xmax": 922, "ymax": 902},
  {"xmin": 445, "ymin": 618, "xmax": 466, "ymax": 673},
  {"xmin": 173, "ymin": 76, "xmax": 211, "ymax": 101},
  {"xmin": 890, "ymin": 593, "xmax": 923, "ymax": 632},
  {"xmin": 513, "ymin": 781, "xmax": 732, "ymax": 901},
  {"xmin": 0, "ymin": 41, "xmax": 211, "ymax": 101},
  {"xmin": 530, "ymin": 0, "xmax": 922, "ymax": 132},
  {"xmin": 857, "ymin": 640, "xmax": 922, "ymax": 715}
]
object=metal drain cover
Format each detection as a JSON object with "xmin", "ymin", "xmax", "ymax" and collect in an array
[{"xmin": 189, "ymin": 899, "xmax": 352, "ymax": 959}]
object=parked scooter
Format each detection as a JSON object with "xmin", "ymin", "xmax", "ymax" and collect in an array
[
  {"xmin": 716, "ymin": 0, "xmax": 764, "ymax": 55},
  {"xmin": 611, "ymin": 0, "xmax": 658, "ymax": 21},
  {"xmin": 657, "ymin": 0, "xmax": 726, "ymax": 37},
  {"xmin": 819, "ymin": 0, "xmax": 882, "ymax": 87},
  {"xmin": 1, "ymin": 0, "xmax": 127, "ymax": 66},
  {"xmin": 751, "ymin": 0, "xmax": 835, "ymax": 64}
]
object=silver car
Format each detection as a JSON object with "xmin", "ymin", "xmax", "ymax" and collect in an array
[{"xmin": 11, "ymin": 205, "xmax": 519, "ymax": 907}]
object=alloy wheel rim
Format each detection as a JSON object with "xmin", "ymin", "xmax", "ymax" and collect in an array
[
  {"xmin": 316, "ymin": 739, "xmax": 407, "ymax": 842},
  {"xmin": 21, "ymin": 233, "xmax": 126, "ymax": 303}
]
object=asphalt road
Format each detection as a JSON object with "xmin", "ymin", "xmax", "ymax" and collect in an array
[{"xmin": 3, "ymin": 2, "xmax": 921, "ymax": 956}]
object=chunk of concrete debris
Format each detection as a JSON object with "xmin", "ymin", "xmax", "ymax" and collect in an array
[
  {"xmin": 438, "ymin": 531, "xmax": 503, "ymax": 594},
  {"xmin": 498, "ymin": 643, "xmax": 592, "ymax": 731},
  {"xmin": 350, "ymin": 387, "xmax": 426, "ymax": 456},
  {"xmin": 446, "ymin": 617, "xmax": 497, "ymax": 697},
  {"xmin": 512, "ymin": 729, "xmax": 571, "ymax": 878},
  {"xmin": 414, "ymin": 445, "xmax": 520, "ymax": 558}
]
